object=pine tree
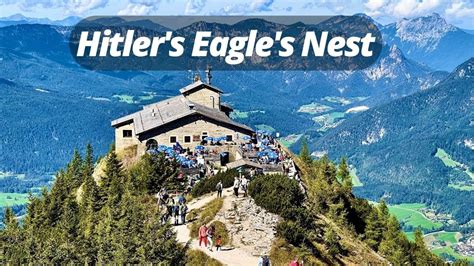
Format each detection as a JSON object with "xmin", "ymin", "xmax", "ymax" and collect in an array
[
  {"xmin": 378, "ymin": 216, "xmax": 410, "ymax": 264},
  {"xmin": 130, "ymin": 153, "xmax": 179, "ymax": 194},
  {"xmin": 299, "ymin": 137, "xmax": 312, "ymax": 166},
  {"xmin": 377, "ymin": 200, "xmax": 390, "ymax": 221},
  {"xmin": 67, "ymin": 149, "xmax": 83, "ymax": 190},
  {"xmin": 337, "ymin": 158, "xmax": 352, "ymax": 191},
  {"xmin": 324, "ymin": 226, "xmax": 342, "ymax": 257},
  {"xmin": 100, "ymin": 148, "xmax": 124, "ymax": 205},
  {"xmin": 0, "ymin": 208, "xmax": 24, "ymax": 262},
  {"xmin": 412, "ymin": 228, "xmax": 442, "ymax": 264},
  {"xmin": 83, "ymin": 144, "xmax": 94, "ymax": 179},
  {"xmin": 364, "ymin": 208, "xmax": 384, "ymax": 250}
]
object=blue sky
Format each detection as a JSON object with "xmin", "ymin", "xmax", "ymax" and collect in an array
[{"xmin": 0, "ymin": 0, "xmax": 473, "ymax": 28}]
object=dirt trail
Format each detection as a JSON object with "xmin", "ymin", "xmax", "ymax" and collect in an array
[{"xmin": 174, "ymin": 189, "xmax": 260, "ymax": 266}]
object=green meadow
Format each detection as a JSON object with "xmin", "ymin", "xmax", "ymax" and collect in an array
[
  {"xmin": 256, "ymin": 124, "xmax": 275, "ymax": 133},
  {"xmin": 435, "ymin": 148, "xmax": 474, "ymax": 191},
  {"xmin": 432, "ymin": 247, "xmax": 474, "ymax": 262},
  {"xmin": 297, "ymin": 102, "xmax": 333, "ymax": 114},
  {"xmin": 349, "ymin": 167, "xmax": 363, "ymax": 187},
  {"xmin": 0, "ymin": 193, "xmax": 29, "ymax": 207},
  {"xmin": 433, "ymin": 231, "xmax": 458, "ymax": 244},
  {"xmin": 388, "ymin": 203, "xmax": 443, "ymax": 231}
]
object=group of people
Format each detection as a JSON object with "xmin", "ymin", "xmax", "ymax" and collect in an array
[
  {"xmin": 233, "ymin": 176, "xmax": 249, "ymax": 197},
  {"xmin": 198, "ymin": 224, "xmax": 222, "ymax": 252},
  {"xmin": 214, "ymin": 176, "xmax": 249, "ymax": 199},
  {"xmin": 156, "ymin": 189, "xmax": 188, "ymax": 225}
]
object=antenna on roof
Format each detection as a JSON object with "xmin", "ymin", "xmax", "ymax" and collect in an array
[{"xmin": 205, "ymin": 65, "xmax": 212, "ymax": 85}]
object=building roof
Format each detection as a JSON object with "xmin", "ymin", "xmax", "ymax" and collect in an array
[
  {"xmin": 179, "ymin": 80, "xmax": 223, "ymax": 95},
  {"xmin": 111, "ymin": 95, "xmax": 253, "ymax": 135}
]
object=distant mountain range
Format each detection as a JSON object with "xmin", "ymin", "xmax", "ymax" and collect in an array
[
  {"xmin": 0, "ymin": 14, "xmax": 81, "ymax": 27},
  {"xmin": 311, "ymin": 58, "xmax": 474, "ymax": 222},
  {"xmin": 381, "ymin": 13, "xmax": 474, "ymax": 71}
]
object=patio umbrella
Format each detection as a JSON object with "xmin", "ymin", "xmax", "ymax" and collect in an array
[
  {"xmin": 195, "ymin": 145, "xmax": 205, "ymax": 151},
  {"xmin": 158, "ymin": 145, "xmax": 168, "ymax": 152},
  {"xmin": 268, "ymin": 151, "xmax": 278, "ymax": 159}
]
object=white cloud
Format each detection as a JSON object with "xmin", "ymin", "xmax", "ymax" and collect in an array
[
  {"xmin": 364, "ymin": 0, "xmax": 441, "ymax": 18},
  {"xmin": 118, "ymin": 0, "xmax": 161, "ymax": 15},
  {"xmin": 446, "ymin": 0, "xmax": 474, "ymax": 18},
  {"xmin": 213, "ymin": 0, "xmax": 275, "ymax": 15},
  {"xmin": 184, "ymin": 0, "xmax": 207, "ymax": 15},
  {"xmin": 365, "ymin": 0, "xmax": 386, "ymax": 10},
  {"xmin": 2, "ymin": 0, "xmax": 108, "ymax": 15},
  {"xmin": 304, "ymin": 0, "xmax": 347, "ymax": 13},
  {"xmin": 393, "ymin": 0, "xmax": 440, "ymax": 17}
]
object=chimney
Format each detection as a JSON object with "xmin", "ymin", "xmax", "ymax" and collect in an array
[
  {"xmin": 194, "ymin": 73, "xmax": 201, "ymax": 82},
  {"xmin": 205, "ymin": 65, "xmax": 212, "ymax": 85}
]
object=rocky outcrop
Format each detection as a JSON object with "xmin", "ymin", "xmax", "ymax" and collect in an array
[{"xmin": 215, "ymin": 195, "xmax": 280, "ymax": 256}]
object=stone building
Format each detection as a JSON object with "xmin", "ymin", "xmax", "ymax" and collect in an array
[{"xmin": 111, "ymin": 77, "xmax": 254, "ymax": 154}]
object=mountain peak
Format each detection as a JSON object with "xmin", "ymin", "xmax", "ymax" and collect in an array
[
  {"xmin": 5, "ymin": 13, "xmax": 28, "ymax": 21},
  {"xmin": 393, "ymin": 13, "xmax": 456, "ymax": 51},
  {"xmin": 450, "ymin": 57, "xmax": 474, "ymax": 80}
]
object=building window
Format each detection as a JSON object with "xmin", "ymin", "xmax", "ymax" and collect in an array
[
  {"xmin": 226, "ymin": 135, "xmax": 233, "ymax": 142},
  {"xmin": 184, "ymin": 136, "xmax": 191, "ymax": 143},
  {"xmin": 123, "ymin": 130, "xmax": 132, "ymax": 138},
  {"xmin": 169, "ymin": 136, "xmax": 177, "ymax": 143},
  {"xmin": 201, "ymin": 132, "xmax": 208, "ymax": 141}
]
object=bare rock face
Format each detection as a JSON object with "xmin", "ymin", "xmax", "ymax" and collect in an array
[{"xmin": 215, "ymin": 196, "xmax": 280, "ymax": 256}]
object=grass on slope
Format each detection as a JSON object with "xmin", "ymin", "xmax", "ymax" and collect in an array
[
  {"xmin": 435, "ymin": 148, "xmax": 474, "ymax": 191},
  {"xmin": 189, "ymin": 198, "xmax": 224, "ymax": 239},
  {"xmin": 388, "ymin": 203, "xmax": 443, "ymax": 231},
  {"xmin": 349, "ymin": 167, "xmax": 363, "ymax": 187},
  {"xmin": 434, "ymin": 232, "xmax": 458, "ymax": 244},
  {"xmin": 186, "ymin": 249, "xmax": 222, "ymax": 266}
]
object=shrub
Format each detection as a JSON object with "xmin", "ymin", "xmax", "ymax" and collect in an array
[
  {"xmin": 248, "ymin": 174, "xmax": 304, "ymax": 216},
  {"xmin": 186, "ymin": 249, "xmax": 222, "ymax": 266},
  {"xmin": 276, "ymin": 220, "xmax": 306, "ymax": 246},
  {"xmin": 189, "ymin": 198, "xmax": 224, "ymax": 238},
  {"xmin": 210, "ymin": 220, "xmax": 230, "ymax": 246},
  {"xmin": 190, "ymin": 169, "xmax": 238, "ymax": 198},
  {"xmin": 128, "ymin": 153, "xmax": 181, "ymax": 193},
  {"xmin": 269, "ymin": 238, "xmax": 321, "ymax": 266}
]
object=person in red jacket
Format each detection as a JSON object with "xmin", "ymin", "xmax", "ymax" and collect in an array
[
  {"xmin": 198, "ymin": 224, "xmax": 208, "ymax": 247},
  {"xmin": 289, "ymin": 257, "xmax": 300, "ymax": 266}
]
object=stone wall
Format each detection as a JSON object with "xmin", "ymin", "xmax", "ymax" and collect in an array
[
  {"xmin": 115, "ymin": 117, "xmax": 251, "ymax": 155},
  {"xmin": 184, "ymin": 88, "xmax": 220, "ymax": 109}
]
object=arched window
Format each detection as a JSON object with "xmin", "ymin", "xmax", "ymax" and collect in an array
[{"xmin": 146, "ymin": 139, "xmax": 158, "ymax": 151}]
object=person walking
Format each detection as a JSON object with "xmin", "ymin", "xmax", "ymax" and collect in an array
[
  {"xmin": 207, "ymin": 225, "xmax": 215, "ymax": 251},
  {"xmin": 180, "ymin": 203, "xmax": 188, "ymax": 224},
  {"xmin": 216, "ymin": 180, "xmax": 223, "ymax": 198},
  {"xmin": 173, "ymin": 203, "xmax": 180, "ymax": 225},
  {"xmin": 289, "ymin": 257, "xmax": 300, "ymax": 266},
  {"xmin": 215, "ymin": 235, "xmax": 222, "ymax": 251},
  {"xmin": 240, "ymin": 176, "xmax": 248, "ymax": 197},
  {"xmin": 198, "ymin": 224, "xmax": 208, "ymax": 247},
  {"xmin": 178, "ymin": 193, "xmax": 186, "ymax": 204},
  {"xmin": 258, "ymin": 255, "xmax": 270, "ymax": 266},
  {"xmin": 233, "ymin": 176, "xmax": 240, "ymax": 197}
]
